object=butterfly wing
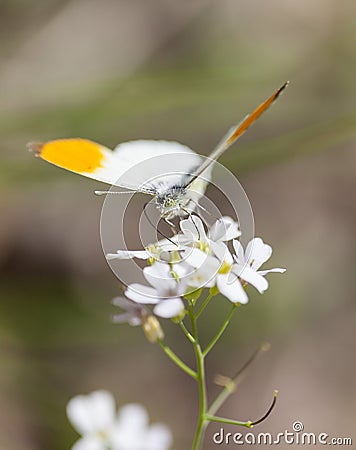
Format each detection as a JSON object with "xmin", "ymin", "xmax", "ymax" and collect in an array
[
  {"xmin": 111, "ymin": 140, "xmax": 205, "ymax": 195},
  {"xmin": 185, "ymin": 81, "xmax": 289, "ymax": 188},
  {"xmin": 28, "ymin": 138, "xmax": 204, "ymax": 194},
  {"xmin": 28, "ymin": 83, "xmax": 288, "ymax": 199}
]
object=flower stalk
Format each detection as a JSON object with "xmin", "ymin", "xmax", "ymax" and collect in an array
[
  {"xmin": 157, "ymin": 339, "xmax": 197, "ymax": 379},
  {"xmin": 188, "ymin": 300, "xmax": 207, "ymax": 450},
  {"xmin": 110, "ymin": 215, "xmax": 286, "ymax": 449},
  {"xmin": 203, "ymin": 303, "xmax": 236, "ymax": 357}
]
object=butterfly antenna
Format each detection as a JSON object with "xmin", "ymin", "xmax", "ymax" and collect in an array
[
  {"xmin": 95, "ymin": 190, "xmax": 134, "ymax": 196},
  {"xmin": 182, "ymin": 208, "xmax": 208, "ymax": 241},
  {"xmin": 190, "ymin": 199, "xmax": 211, "ymax": 216},
  {"xmin": 189, "ymin": 211, "xmax": 201, "ymax": 241},
  {"xmin": 143, "ymin": 203, "xmax": 178, "ymax": 247}
]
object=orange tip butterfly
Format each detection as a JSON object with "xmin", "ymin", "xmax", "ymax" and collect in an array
[{"xmin": 28, "ymin": 82, "xmax": 289, "ymax": 221}]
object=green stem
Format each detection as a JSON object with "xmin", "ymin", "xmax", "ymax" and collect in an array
[
  {"xmin": 157, "ymin": 339, "xmax": 197, "ymax": 379},
  {"xmin": 188, "ymin": 301, "xmax": 208, "ymax": 450},
  {"xmin": 179, "ymin": 321, "xmax": 196, "ymax": 344},
  {"xmin": 205, "ymin": 414, "xmax": 252, "ymax": 428},
  {"xmin": 195, "ymin": 291, "xmax": 213, "ymax": 319},
  {"xmin": 203, "ymin": 304, "xmax": 236, "ymax": 357}
]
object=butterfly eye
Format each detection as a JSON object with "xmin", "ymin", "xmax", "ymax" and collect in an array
[{"xmin": 165, "ymin": 198, "xmax": 177, "ymax": 208}]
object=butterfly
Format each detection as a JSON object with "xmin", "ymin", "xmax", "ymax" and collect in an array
[{"xmin": 28, "ymin": 82, "xmax": 288, "ymax": 222}]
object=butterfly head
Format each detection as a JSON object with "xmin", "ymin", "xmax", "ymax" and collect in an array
[{"xmin": 155, "ymin": 186, "xmax": 189, "ymax": 219}]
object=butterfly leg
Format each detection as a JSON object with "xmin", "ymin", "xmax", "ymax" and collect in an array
[
  {"xmin": 163, "ymin": 218, "xmax": 177, "ymax": 236},
  {"xmin": 144, "ymin": 204, "xmax": 177, "ymax": 247},
  {"xmin": 164, "ymin": 218, "xmax": 174, "ymax": 228},
  {"xmin": 181, "ymin": 207, "xmax": 204, "ymax": 241}
]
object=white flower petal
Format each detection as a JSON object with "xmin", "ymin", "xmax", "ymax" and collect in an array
[
  {"xmin": 217, "ymin": 274, "xmax": 248, "ymax": 304},
  {"xmin": 144, "ymin": 263, "xmax": 176, "ymax": 292},
  {"xmin": 154, "ymin": 238, "xmax": 182, "ymax": 252},
  {"xmin": 191, "ymin": 215, "xmax": 208, "ymax": 241},
  {"xmin": 208, "ymin": 218, "xmax": 226, "ymax": 242},
  {"xmin": 181, "ymin": 248, "xmax": 209, "ymax": 268},
  {"xmin": 258, "ymin": 268, "xmax": 286, "ymax": 276},
  {"xmin": 232, "ymin": 240, "xmax": 245, "ymax": 264},
  {"xmin": 109, "ymin": 426, "xmax": 145, "ymax": 450},
  {"xmin": 223, "ymin": 221, "xmax": 241, "ymax": 241},
  {"xmin": 117, "ymin": 403, "xmax": 149, "ymax": 431},
  {"xmin": 180, "ymin": 215, "xmax": 208, "ymax": 244},
  {"xmin": 187, "ymin": 257, "xmax": 220, "ymax": 289},
  {"xmin": 211, "ymin": 241, "xmax": 233, "ymax": 264},
  {"xmin": 111, "ymin": 296, "xmax": 136, "ymax": 310},
  {"xmin": 145, "ymin": 423, "xmax": 173, "ymax": 450},
  {"xmin": 234, "ymin": 264, "xmax": 269, "ymax": 294},
  {"xmin": 67, "ymin": 391, "xmax": 116, "ymax": 435},
  {"xmin": 71, "ymin": 436, "xmax": 106, "ymax": 450},
  {"xmin": 245, "ymin": 238, "xmax": 272, "ymax": 270},
  {"xmin": 112, "ymin": 313, "xmax": 142, "ymax": 326},
  {"xmin": 109, "ymin": 405, "xmax": 150, "ymax": 449},
  {"xmin": 170, "ymin": 260, "xmax": 191, "ymax": 279},
  {"xmin": 173, "ymin": 233, "xmax": 194, "ymax": 247},
  {"xmin": 125, "ymin": 284, "xmax": 159, "ymax": 304},
  {"xmin": 179, "ymin": 218, "xmax": 199, "ymax": 242},
  {"xmin": 153, "ymin": 298, "xmax": 184, "ymax": 318},
  {"xmin": 106, "ymin": 250, "xmax": 149, "ymax": 260},
  {"xmin": 188, "ymin": 277, "xmax": 214, "ymax": 289},
  {"xmin": 209, "ymin": 216, "xmax": 240, "ymax": 242},
  {"xmin": 112, "ymin": 297, "xmax": 148, "ymax": 325}
]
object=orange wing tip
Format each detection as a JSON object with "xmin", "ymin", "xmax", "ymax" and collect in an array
[
  {"xmin": 276, "ymin": 81, "xmax": 290, "ymax": 98},
  {"xmin": 27, "ymin": 141, "xmax": 44, "ymax": 157},
  {"xmin": 29, "ymin": 138, "xmax": 106, "ymax": 173}
]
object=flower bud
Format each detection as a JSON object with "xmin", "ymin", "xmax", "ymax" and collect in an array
[{"xmin": 142, "ymin": 315, "xmax": 164, "ymax": 343}]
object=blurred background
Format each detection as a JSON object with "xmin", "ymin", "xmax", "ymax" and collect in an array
[{"xmin": 0, "ymin": 0, "xmax": 355, "ymax": 448}]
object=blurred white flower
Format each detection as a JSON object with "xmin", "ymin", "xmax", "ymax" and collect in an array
[
  {"xmin": 125, "ymin": 262, "xmax": 186, "ymax": 318},
  {"xmin": 112, "ymin": 297, "xmax": 164, "ymax": 343},
  {"xmin": 110, "ymin": 404, "xmax": 172, "ymax": 450},
  {"xmin": 67, "ymin": 390, "xmax": 172, "ymax": 450},
  {"xmin": 67, "ymin": 390, "xmax": 117, "ymax": 450},
  {"xmin": 112, "ymin": 297, "xmax": 150, "ymax": 326}
]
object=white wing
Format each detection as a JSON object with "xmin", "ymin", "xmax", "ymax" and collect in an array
[{"xmin": 107, "ymin": 140, "xmax": 205, "ymax": 194}]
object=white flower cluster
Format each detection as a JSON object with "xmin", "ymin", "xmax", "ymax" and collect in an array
[
  {"xmin": 109, "ymin": 216, "xmax": 285, "ymax": 337},
  {"xmin": 67, "ymin": 390, "xmax": 172, "ymax": 450}
]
